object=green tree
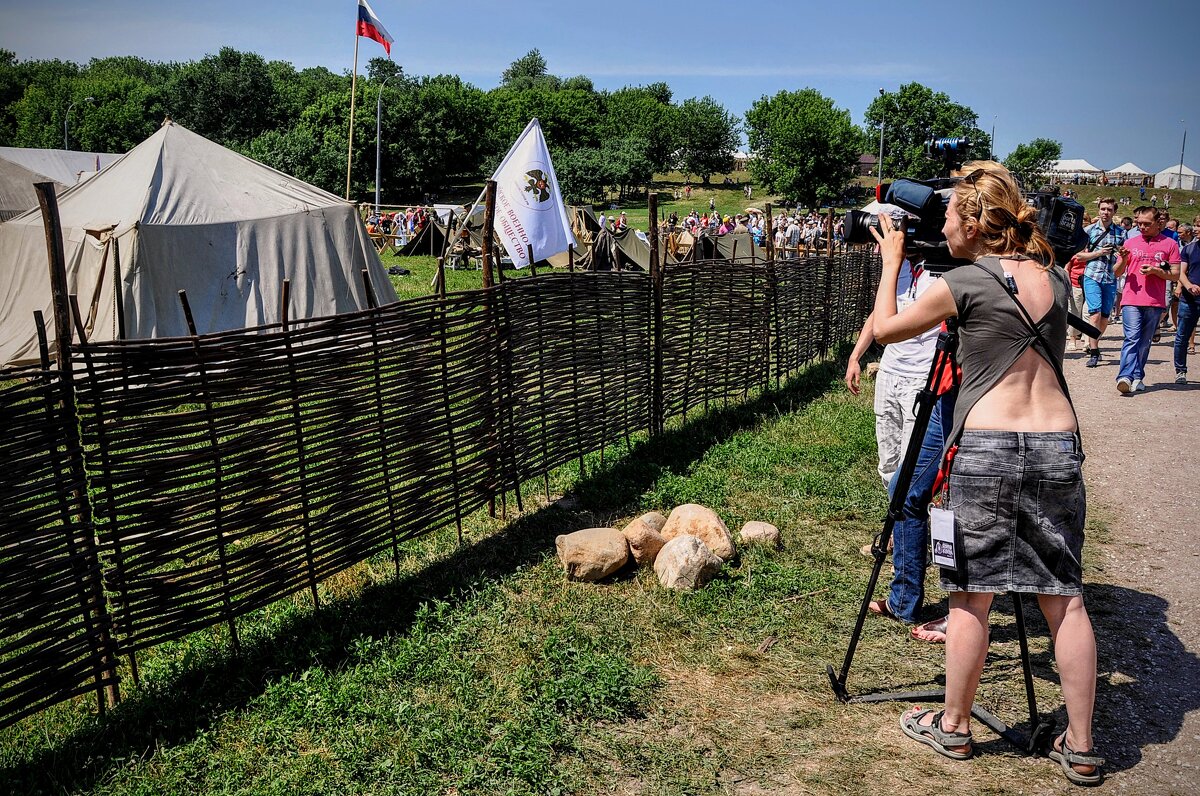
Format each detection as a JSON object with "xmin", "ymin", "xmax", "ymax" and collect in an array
[
  {"xmin": 68, "ymin": 74, "xmax": 164, "ymax": 152},
  {"xmin": 602, "ymin": 136, "xmax": 654, "ymax": 200},
  {"xmin": 553, "ymin": 145, "xmax": 608, "ymax": 204},
  {"xmin": 270, "ymin": 61, "xmax": 349, "ymax": 123},
  {"xmin": 864, "ymin": 82, "xmax": 990, "ymax": 180},
  {"xmin": 1003, "ymin": 137, "xmax": 1062, "ymax": 188},
  {"xmin": 380, "ymin": 75, "xmax": 493, "ymax": 198},
  {"xmin": 489, "ymin": 87, "xmax": 603, "ymax": 154},
  {"xmin": 165, "ymin": 47, "xmax": 277, "ymax": 147},
  {"xmin": 744, "ymin": 88, "xmax": 861, "ymax": 206},
  {"xmin": 5, "ymin": 56, "xmax": 83, "ymax": 148},
  {"xmin": 501, "ymin": 48, "xmax": 560, "ymax": 91},
  {"xmin": 598, "ymin": 86, "xmax": 677, "ymax": 174},
  {"xmin": 366, "ymin": 57, "xmax": 404, "ymax": 84},
  {"xmin": 675, "ymin": 96, "xmax": 739, "ymax": 184},
  {"xmin": 248, "ymin": 84, "xmax": 376, "ymax": 197}
]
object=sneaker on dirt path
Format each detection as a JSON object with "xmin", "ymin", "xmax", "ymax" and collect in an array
[
  {"xmin": 1117, "ymin": 377, "xmax": 1133, "ymax": 394},
  {"xmin": 1086, "ymin": 354, "xmax": 1099, "ymax": 368},
  {"xmin": 1133, "ymin": 379, "xmax": 1146, "ymax": 392},
  {"xmin": 1177, "ymin": 371, "xmax": 1188, "ymax": 384}
]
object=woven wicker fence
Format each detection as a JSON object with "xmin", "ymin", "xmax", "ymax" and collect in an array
[
  {"xmin": 0, "ymin": 358, "xmax": 118, "ymax": 727},
  {"xmin": 0, "ymin": 252, "xmax": 878, "ymax": 728}
]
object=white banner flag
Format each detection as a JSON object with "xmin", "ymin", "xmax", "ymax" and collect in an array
[{"xmin": 491, "ymin": 118, "xmax": 576, "ymax": 268}]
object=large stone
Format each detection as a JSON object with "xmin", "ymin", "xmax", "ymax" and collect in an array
[
  {"xmin": 555, "ymin": 527, "xmax": 629, "ymax": 581},
  {"xmin": 739, "ymin": 521, "xmax": 781, "ymax": 549},
  {"xmin": 654, "ymin": 535, "xmax": 723, "ymax": 590},
  {"xmin": 622, "ymin": 511, "xmax": 668, "ymax": 566},
  {"xmin": 660, "ymin": 504, "xmax": 735, "ymax": 561}
]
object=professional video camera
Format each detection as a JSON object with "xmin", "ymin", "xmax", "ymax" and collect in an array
[
  {"xmin": 1023, "ymin": 190, "xmax": 1090, "ymax": 267},
  {"xmin": 844, "ymin": 177, "xmax": 968, "ymax": 268},
  {"xmin": 844, "ymin": 136, "xmax": 974, "ymax": 268}
]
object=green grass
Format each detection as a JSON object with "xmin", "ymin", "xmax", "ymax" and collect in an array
[
  {"xmin": 2, "ymin": 362, "xmax": 1129, "ymax": 795},
  {"xmin": 1051, "ymin": 183, "xmax": 1200, "ymax": 220},
  {"xmin": 381, "ymin": 254, "xmax": 535, "ymax": 302}
]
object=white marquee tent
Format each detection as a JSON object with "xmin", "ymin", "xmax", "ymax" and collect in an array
[
  {"xmin": 1048, "ymin": 159, "xmax": 1102, "ymax": 178},
  {"xmin": 0, "ymin": 121, "xmax": 397, "ymax": 366},
  {"xmin": 1153, "ymin": 165, "xmax": 1199, "ymax": 191},
  {"xmin": 1107, "ymin": 161, "xmax": 1150, "ymax": 178}
]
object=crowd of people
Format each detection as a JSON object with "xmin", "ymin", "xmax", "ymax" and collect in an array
[
  {"xmin": 1066, "ymin": 202, "xmax": 1198, "ymax": 386},
  {"xmin": 365, "ymin": 206, "xmax": 431, "ymax": 243},
  {"xmin": 651, "ymin": 206, "xmax": 849, "ymax": 256}
]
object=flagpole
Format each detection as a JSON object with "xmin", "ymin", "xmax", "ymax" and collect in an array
[{"xmin": 345, "ymin": 30, "xmax": 360, "ymax": 200}]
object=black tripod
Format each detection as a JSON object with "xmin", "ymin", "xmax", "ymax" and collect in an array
[{"xmin": 826, "ymin": 317, "xmax": 1056, "ymax": 755}]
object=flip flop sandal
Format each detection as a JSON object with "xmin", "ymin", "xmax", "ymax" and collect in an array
[
  {"xmin": 1048, "ymin": 733, "xmax": 1104, "ymax": 786},
  {"xmin": 868, "ymin": 599, "xmax": 900, "ymax": 622},
  {"xmin": 911, "ymin": 616, "xmax": 948, "ymax": 643},
  {"xmin": 899, "ymin": 708, "xmax": 973, "ymax": 760}
]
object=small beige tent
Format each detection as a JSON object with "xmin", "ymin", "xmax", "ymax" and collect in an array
[{"xmin": 0, "ymin": 121, "xmax": 397, "ymax": 366}]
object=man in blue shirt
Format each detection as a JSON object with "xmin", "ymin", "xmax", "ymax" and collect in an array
[
  {"xmin": 1077, "ymin": 197, "xmax": 1127, "ymax": 367},
  {"xmin": 1175, "ymin": 222, "xmax": 1200, "ymax": 383}
]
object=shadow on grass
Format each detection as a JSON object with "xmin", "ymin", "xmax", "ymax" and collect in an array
[
  {"xmin": 2, "ymin": 361, "xmax": 843, "ymax": 794},
  {"xmin": 839, "ymin": 585, "xmax": 1198, "ymax": 777}
]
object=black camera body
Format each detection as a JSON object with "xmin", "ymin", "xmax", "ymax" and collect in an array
[
  {"xmin": 1024, "ymin": 192, "xmax": 1089, "ymax": 267},
  {"xmin": 845, "ymin": 178, "xmax": 970, "ymax": 268}
]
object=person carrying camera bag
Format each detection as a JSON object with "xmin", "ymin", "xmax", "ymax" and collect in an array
[{"xmin": 869, "ymin": 162, "xmax": 1102, "ymax": 786}]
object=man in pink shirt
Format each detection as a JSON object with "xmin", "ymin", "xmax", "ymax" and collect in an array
[{"xmin": 1113, "ymin": 206, "xmax": 1181, "ymax": 393}]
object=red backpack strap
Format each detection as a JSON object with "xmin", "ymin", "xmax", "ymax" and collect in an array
[{"xmin": 931, "ymin": 444, "xmax": 959, "ymax": 506}]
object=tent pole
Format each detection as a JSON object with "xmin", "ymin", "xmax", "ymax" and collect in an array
[
  {"xmin": 112, "ymin": 237, "xmax": 125, "ymax": 339},
  {"xmin": 345, "ymin": 34, "xmax": 360, "ymax": 200}
]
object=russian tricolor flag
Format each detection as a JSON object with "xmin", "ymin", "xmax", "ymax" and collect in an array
[{"xmin": 357, "ymin": 0, "xmax": 394, "ymax": 55}]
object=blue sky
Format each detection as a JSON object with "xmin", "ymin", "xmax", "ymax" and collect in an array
[{"xmin": 2, "ymin": 0, "xmax": 1196, "ymax": 173}]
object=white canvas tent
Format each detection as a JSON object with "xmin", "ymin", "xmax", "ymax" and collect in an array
[
  {"xmin": 0, "ymin": 146, "xmax": 121, "ymax": 187},
  {"xmin": 1107, "ymin": 161, "xmax": 1150, "ymax": 178},
  {"xmin": 0, "ymin": 121, "xmax": 397, "ymax": 366},
  {"xmin": 1048, "ymin": 159, "xmax": 1102, "ymax": 178},
  {"xmin": 1153, "ymin": 165, "xmax": 1199, "ymax": 191},
  {"xmin": 0, "ymin": 157, "xmax": 64, "ymax": 222},
  {"xmin": 0, "ymin": 147, "xmax": 122, "ymax": 222}
]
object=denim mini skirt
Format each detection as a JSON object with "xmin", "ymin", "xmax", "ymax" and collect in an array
[{"xmin": 940, "ymin": 430, "xmax": 1085, "ymax": 596}]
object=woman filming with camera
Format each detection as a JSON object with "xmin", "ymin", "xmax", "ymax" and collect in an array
[{"xmin": 869, "ymin": 162, "xmax": 1102, "ymax": 786}]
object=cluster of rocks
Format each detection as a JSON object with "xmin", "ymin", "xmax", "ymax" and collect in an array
[{"xmin": 554, "ymin": 503, "xmax": 780, "ymax": 591}]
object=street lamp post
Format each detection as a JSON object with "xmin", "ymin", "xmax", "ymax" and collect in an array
[
  {"xmin": 876, "ymin": 88, "xmax": 903, "ymax": 185},
  {"xmin": 990, "ymin": 116, "xmax": 997, "ymax": 161},
  {"xmin": 375, "ymin": 76, "xmax": 393, "ymax": 214},
  {"xmin": 877, "ymin": 88, "xmax": 885, "ymax": 185},
  {"xmin": 1178, "ymin": 120, "xmax": 1187, "ymax": 192},
  {"xmin": 64, "ymin": 96, "xmax": 95, "ymax": 150}
]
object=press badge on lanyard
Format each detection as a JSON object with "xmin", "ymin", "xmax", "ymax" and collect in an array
[
  {"xmin": 928, "ymin": 444, "xmax": 958, "ymax": 570},
  {"xmin": 929, "ymin": 505, "xmax": 957, "ymax": 569}
]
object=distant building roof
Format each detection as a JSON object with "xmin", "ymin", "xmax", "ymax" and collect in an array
[{"xmin": 858, "ymin": 153, "xmax": 877, "ymax": 165}]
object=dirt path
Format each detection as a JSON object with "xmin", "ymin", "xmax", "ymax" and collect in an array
[{"xmin": 1065, "ymin": 327, "xmax": 1200, "ymax": 794}]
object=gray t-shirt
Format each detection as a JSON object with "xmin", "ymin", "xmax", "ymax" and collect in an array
[{"xmin": 941, "ymin": 256, "xmax": 1070, "ymax": 453}]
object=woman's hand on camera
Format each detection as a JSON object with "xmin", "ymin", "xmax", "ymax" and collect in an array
[{"xmin": 869, "ymin": 213, "xmax": 906, "ymax": 269}]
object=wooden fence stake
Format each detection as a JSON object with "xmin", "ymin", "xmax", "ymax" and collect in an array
[
  {"xmin": 481, "ymin": 180, "xmax": 496, "ymax": 289},
  {"xmin": 277, "ymin": 280, "xmax": 321, "ymax": 609},
  {"xmin": 177, "ymin": 289, "xmax": 242, "ymax": 654},
  {"xmin": 648, "ymin": 190, "xmax": 664, "ymax": 435},
  {"xmin": 34, "ymin": 183, "xmax": 122, "ymax": 709}
]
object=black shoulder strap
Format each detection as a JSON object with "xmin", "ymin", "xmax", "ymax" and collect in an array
[{"xmin": 971, "ymin": 261, "xmax": 1079, "ymax": 424}]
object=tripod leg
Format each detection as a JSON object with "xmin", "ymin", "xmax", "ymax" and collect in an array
[
  {"xmin": 1011, "ymin": 592, "xmax": 1055, "ymax": 754},
  {"xmin": 829, "ymin": 339, "xmax": 955, "ymax": 700}
]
